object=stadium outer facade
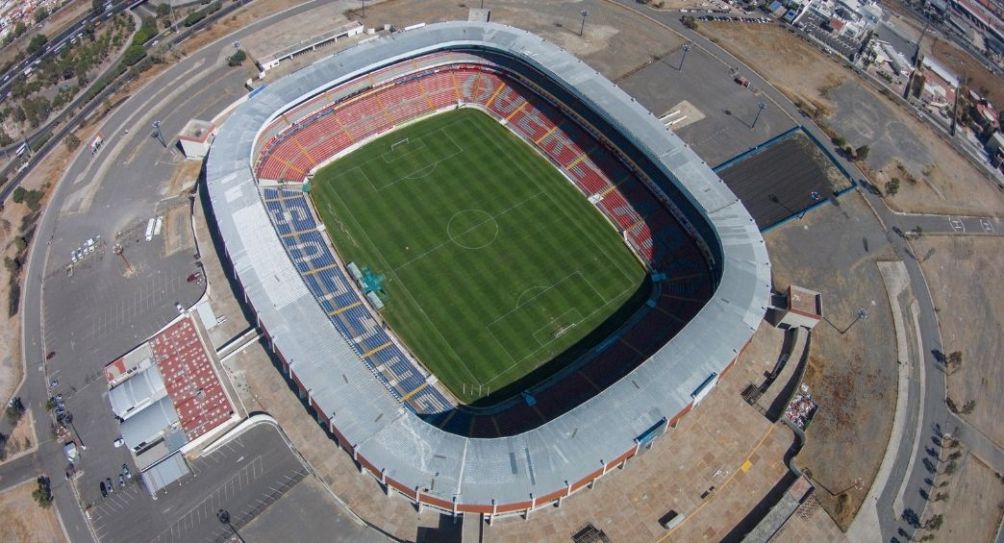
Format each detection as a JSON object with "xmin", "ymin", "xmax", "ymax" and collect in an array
[{"xmin": 205, "ymin": 22, "xmax": 770, "ymax": 518}]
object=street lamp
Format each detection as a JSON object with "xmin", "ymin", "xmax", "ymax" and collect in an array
[
  {"xmin": 62, "ymin": 411, "xmax": 85, "ymax": 448},
  {"xmin": 751, "ymin": 101, "xmax": 766, "ymax": 130},
  {"xmin": 152, "ymin": 120, "xmax": 166, "ymax": 147},
  {"xmin": 217, "ymin": 509, "xmax": 246, "ymax": 542},
  {"xmin": 579, "ymin": 10, "xmax": 588, "ymax": 37},
  {"xmin": 679, "ymin": 43, "xmax": 691, "ymax": 71},
  {"xmin": 360, "ymin": 0, "xmax": 367, "ymax": 18}
]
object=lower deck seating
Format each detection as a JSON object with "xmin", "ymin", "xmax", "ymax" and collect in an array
[{"xmin": 254, "ymin": 55, "xmax": 714, "ymax": 431}]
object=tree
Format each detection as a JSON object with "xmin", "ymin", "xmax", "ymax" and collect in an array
[
  {"xmin": 924, "ymin": 513, "xmax": 944, "ymax": 531},
  {"xmin": 681, "ymin": 15, "xmax": 698, "ymax": 30},
  {"xmin": 121, "ymin": 44, "xmax": 146, "ymax": 67},
  {"xmin": 227, "ymin": 49, "xmax": 246, "ymax": 67},
  {"xmin": 26, "ymin": 34, "xmax": 48, "ymax": 55},
  {"xmin": 855, "ymin": 145, "xmax": 870, "ymax": 160},
  {"xmin": 5, "ymin": 397, "xmax": 24, "ymax": 421},
  {"xmin": 34, "ymin": 7, "xmax": 49, "ymax": 23},
  {"xmin": 64, "ymin": 134, "xmax": 81, "ymax": 151},
  {"xmin": 32, "ymin": 476, "xmax": 52, "ymax": 508},
  {"xmin": 92, "ymin": 0, "xmax": 103, "ymax": 15},
  {"xmin": 946, "ymin": 350, "xmax": 963, "ymax": 372},
  {"xmin": 157, "ymin": 3, "xmax": 171, "ymax": 17},
  {"xmin": 885, "ymin": 177, "xmax": 900, "ymax": 196},
  {"xmin": 11, "ymin": 186, "xmax": 26, "ymax": 204},
  {"xmin": 832, "ymin": 136, "xmax": 846, "ymax": 147}
]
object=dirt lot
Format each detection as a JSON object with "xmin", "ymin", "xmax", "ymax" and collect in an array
[
  {"xmin": 0, "ymin": 478, "xmax": 66, "ymax": 543},
  {"xmin": 698, "ymin": 22, "xmax": 1004, "ymax": 217},
  {"xmin": 913, "ymin": 235, "xmax": 1004, "ymax": 448},
  {"xmin": 923, "ymin": 451, "xmax": 1004, "ymax": 543},
  {"xmin": 352, "ymin": 0, "xmax": 684, "ymax": 81},
  {"xmin": 765, "ymin": 193, "xmax": 899, "ymax": 529},
  {"xmin": 4, "ymin": 409, "xmax": 37, "ymax": 459}
]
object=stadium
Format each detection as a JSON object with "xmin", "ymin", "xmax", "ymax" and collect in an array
[{"xmin": 205, "ymin": 22, "xmax": 770, "ymax": 518}]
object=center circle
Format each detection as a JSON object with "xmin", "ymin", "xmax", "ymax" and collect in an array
[{"xmin": 447, "ymin": 209, "xmax": 499, "ymax": 250}]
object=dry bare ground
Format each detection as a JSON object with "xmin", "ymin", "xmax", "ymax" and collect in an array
[
  {"xmin": 4, "ymin": 409, "xmax": 37, "ymax": 459},
  {"xmin": 925, "ymin": 450, "xmax": 1004, "ymax": 543},
  {"xmin": 765, "ymin": 194, "xmax": 899, "ymax": 530},
  {"xmin": 0, "ymin": 478, "xmax": 66, "ymax": 543},
  {"xmin": 698, "ymin": 22, "xmax": 1004, "ymax": 217},
  {"xmin": 913, "ymin": 235, "xmax": 1004, "ymax": 448},
  {"xmin": 351, "ymin": 0, "xmax": 684, "ymax": 82}
]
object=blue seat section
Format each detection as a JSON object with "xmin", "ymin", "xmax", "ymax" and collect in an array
[
  {"xmin": 407, "ymin": 387, "xmax": 452, "ymax": 414},
  {"xmin": 283, "ymin": 231, "xmax": 335, "ymax": 273},
  {"xmin": 259, "ymin": 188, "xmax": 455, "ymax": 415},
  {"xmin": 263, "ymin": 197, "xmax": 293, "ymax": 236},
  {"xmin": 371, "ymin": 348, "xmax": 426, "ymax": 393},
  {"xmin": 282, "ymin": 196, "xmax": 316, "ymax": 232},
  {"xmin": 311, "ymin": 268, "xmax": 359, "ymax": 309}
]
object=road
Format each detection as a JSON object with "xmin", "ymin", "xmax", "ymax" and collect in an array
[
  {"xmin": 605, "ymin": 1, "xmax": 1002, "ymax": 541},
  {"xmin": 9, "ymin": 1, "xmax": 349, "ymax": 541}
]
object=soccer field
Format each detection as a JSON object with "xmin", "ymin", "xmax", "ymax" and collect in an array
[{"xmin": 311, "ymin": 108, "xmax": 646, "ymax": 404}]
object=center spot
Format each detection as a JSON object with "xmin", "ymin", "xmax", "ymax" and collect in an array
[{"xmin": 447, "ymin": 209, "xmax": 499, "ymax": 250}]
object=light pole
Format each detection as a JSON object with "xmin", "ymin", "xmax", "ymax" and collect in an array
[
  {"xmin": 751, "ymin": 101, "xmax": 766, "ymax": 130},
  {"xmin": 217, "ymin": 509, "xmax": 246, "ymax": 542},
  {"xmin": 579, "ymin": 10, "xmax": 588, "ymax": 37},
  {"xmin": 679, "ymin": 43, "xmax": 691, "ymax": 71},
  {"xmin": 797, "ymin": 191, "xmax": 824, "ymax": 219},
  {"xmin": 360, "ymin": 0, "xmax": 367, "ymax": 18},
  {"xmin": 62, "ymin": 411, "xmax": 85, "ymax": 448},
  {"xmin": 152, "ymin": 120, "xmax": 166, "ymax": 147}
]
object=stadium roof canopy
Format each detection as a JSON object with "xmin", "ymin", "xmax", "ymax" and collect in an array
[{"xmin": 205, "ymin": 22, "xmax": 770, "ymax": 508}]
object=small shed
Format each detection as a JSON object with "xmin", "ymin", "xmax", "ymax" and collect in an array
[{"xmin": 178, "ymin": 119, "xmax": 215, "ymax": 159}]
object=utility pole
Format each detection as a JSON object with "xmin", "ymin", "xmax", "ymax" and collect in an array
[
  {"xmin": 113, "ymin": 243, "xmax": 133, "ymax": 274},
  {"xmin": 152, "ymin": 120, "xmax": 166, "ymax": 147},
  {"xmin": 752, "ymin": 102, "xmax": 766, "ymax": 130},
  {"xmin": 579, "ymin": 10, "xmax": 588, "ymax": 37}
]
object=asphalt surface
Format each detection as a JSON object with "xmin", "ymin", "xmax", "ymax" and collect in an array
[
  {"xmin": 92, "ymin": 422, "xmax": 309, "ymax": 543},
  {"xmin": 606, "ymin": 1, "xmax": 1002, "ymax": 541},
  {"xmin": 10, "ymin": 1, "xmax": 351, "ymax": 542},
  {"xmin": 2, "ymin": 1, "xmax": 999, "ymax": 542}
]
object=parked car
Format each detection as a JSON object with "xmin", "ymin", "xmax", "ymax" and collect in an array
[
  {"xmin": 99, "ymin": 481, "xmax": 108, "ymax": 497},
  {"xmin": 105, "ymin": 477, "xmax": 113, "ymax": 493}
]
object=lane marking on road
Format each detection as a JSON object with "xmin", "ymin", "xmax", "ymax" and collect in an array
[
  {"xmin": 949, "ymin": 217, "xmax": 965, "ymax": 232},
  {"xmin": 979, "ymin": 218, "xmax": 994, "ymax": 233}
]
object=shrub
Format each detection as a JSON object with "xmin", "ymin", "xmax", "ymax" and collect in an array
[
  {"xmin": 32, "ymin": 476, "xmax": 52, "ymax": 507},
  {"xmin": 885, "ymin": 177, "xmax": 900, "ymax": 196},
  {"xmin": 227, "ymin": 49, "xmax": 246, "ymax": 67},
  {"xmin": 132, "ymin": 17, "xmax": 158, "ymax": 45},
  {"xmin": 27, "ymin": 33, "xmax": 48, "ymax": 55},
  {"xmin": 122, "ymin": 44, "xmax": 146, "ymax": 67},
  {"xmin": 11, "ymin": 186, "xmax": 26, "ymax": 204}
]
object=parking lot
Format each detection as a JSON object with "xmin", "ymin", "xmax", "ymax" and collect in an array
[
  {"xmin": 618, "ymin": 40, "xmax": 796, "ymax": 167},
  {"xmin": 89, "ymin": 423, "xmax": 308, "ymax": 543}
]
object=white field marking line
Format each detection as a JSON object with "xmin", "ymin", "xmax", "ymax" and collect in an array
[
  {"xmin": 446, "ymin": 209, "xmax": 499, "ymax": 250},
  {"xmin": 532, "ymin": 308, "xmax": 586, "ymax": 347},
  {"xmin": 327, "ymin": 186, "xmax": 478, "ymax": 384},
  {"xmin": 359, "ymin": 122, "xmax": 465, "ymax": 191},
  {"xmin": 482, "ymin": 276, "xmax": 634, "ymax": 387},
  {"xmin": 457, "ymin": 117, "xmax": 642, "ymax": 384},
  {"xmin": 484, "ymin": 271, "xmax": 582, "ymax": 363},
  {"xmin": 391, "ymin": 190, "xmax": 543, "ymax": 273},
  {"xmin": 380, "ymin": 138, "xmax": 429, "ymax": 163},
  {"xmin": 470, "ymin": 116, "xmax": 639, "ymax": 288}
]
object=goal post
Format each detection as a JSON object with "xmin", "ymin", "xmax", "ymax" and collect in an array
[{"xmin": 390, "ymin": 137, "xmax": 410, "ymax": 150}]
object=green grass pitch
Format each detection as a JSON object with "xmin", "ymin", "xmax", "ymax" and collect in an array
[{"xmin": 311, "ymin": 108, "xmax": 646, "ymax": 403}]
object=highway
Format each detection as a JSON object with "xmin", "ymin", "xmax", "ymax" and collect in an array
[
  {"xmin": 11, "ymin": 1, "xmax": 346, "ymax": 541},
  {"xmin": 605, "ymin": 1, "xmax": 1002, "ymax": 541}
]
